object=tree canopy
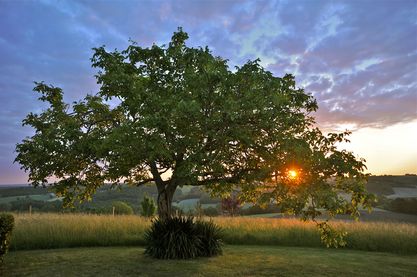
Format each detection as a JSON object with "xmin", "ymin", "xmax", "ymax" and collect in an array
[{"xmin": 15, "ymin": 28, "xmax": 374, "ymax": 245}]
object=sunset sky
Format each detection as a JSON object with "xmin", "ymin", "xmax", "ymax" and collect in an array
[{"xmin": 0, "ymin": 0, "xmax": 416, "ymax": 184}]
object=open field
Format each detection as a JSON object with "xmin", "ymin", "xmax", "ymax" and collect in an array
[
  {"xmin": 9, "ymin": 213, "xmax": 417, "ymax": 254},
  {"xmin": 2, "ymin": 246, "xmax": 417, "ymax": 277},
  {"xmin": 366, "ymin": 175, "xmax": 417, "ymax": 196}
]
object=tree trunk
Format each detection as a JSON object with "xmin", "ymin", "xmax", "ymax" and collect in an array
[
  {"xmin": 150, "ymin": 161, "xmax": 178, "ymax": 220},
  {"xmin": 157, "ymin": 184, "xmax": 177, "ymax": 220}
]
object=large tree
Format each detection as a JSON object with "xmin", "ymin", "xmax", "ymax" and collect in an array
[{"xmin": 16, "ymin": 29, "xmax": 373, "ymax": 242}]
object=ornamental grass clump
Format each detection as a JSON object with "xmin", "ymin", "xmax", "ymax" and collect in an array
[
  {"xmin": 195, "ymin": 220, "xmax": 223, "ymax": 257},
  {"xmin": 144, "ymin": 216, "xmax": 223, "ymax": 259}
]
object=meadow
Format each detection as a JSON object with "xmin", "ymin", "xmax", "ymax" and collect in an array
[{"xmin": 9, "ymin": 213, "xmax": 417, "ymax": 254}]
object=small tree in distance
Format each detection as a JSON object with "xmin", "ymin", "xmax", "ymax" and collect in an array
[
  {"xmin": 140, "ymin": 195, "xmax": 156, "ymax": 217},
  {"xmin": 221, "ymin": 196, "xmax": 241, "ymax": 217},
  {"xmin": 15, "ymin": 27, "xmax": 374, "ymax": 247}
]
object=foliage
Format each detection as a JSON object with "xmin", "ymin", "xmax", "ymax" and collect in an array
[
  {"xmin": 0, "ymin": 198, "xmax": 62, "ymax": 213},
  {"xmin": 112, "ymin": 201, "xmax": 134, "ymax": 215},
  {"xmin": 221, "ymin": 196, "xmax": 241, "ymax": 216},
  {"xmin": 144, "ymin": 216, "xmax": 223, "ymax": 259},
  {"xmin": 316, "ymin": 221, "xmax": 347, "ymax": 248},
  {"xmin": 0, "ymin": 187, "xmax": 49, "ymax": 198},
  {"xmin": 140, "ymin": 195, "xmax": 156, "ymax": 217},
  {"xmin": 0, "ymin": 213, "xmax": 14, "ymax": 263},
  {"xmin": 15, "ymin": 28, "xmax": 374, "ymax": 245}
]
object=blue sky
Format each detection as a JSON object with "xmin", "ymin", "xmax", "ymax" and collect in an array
[{"xmin": 0, "ymin": 0, "xmax": 416, "ymax": 184}]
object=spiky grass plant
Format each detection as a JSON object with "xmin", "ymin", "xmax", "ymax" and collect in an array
[
  {"xmin": 195, "ymin": 220, "xmax": 223, "ymax": 257},
  {"xmin": 144, "ymin": 216, "xmax": 223, "ymax": 259}
]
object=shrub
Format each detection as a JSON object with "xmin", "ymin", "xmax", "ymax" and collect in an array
[
  {"xmin": 112, "ymin": 201, "xmax": 134, "ymax": 215},
  {"xmin": 144, "ymin": 216, "xmax": 201, "ymax": 259},
  {"xmin": 140, "ymin": 195, "xmax": 156, "ymax": 217},
  {"xmin": 195, "ymin": 220, "xmax": 223, "ymax": 257},
  {"xmin": 144, "ymin": 216, "xmax": 223, "ymax": 259},
  {"xmin": 0, "ymin": 213, "xmax": 14, "ymax": 263},
  {"xmin": 203, "ymin": 207, "xmax": 219, "ymax": 217}
]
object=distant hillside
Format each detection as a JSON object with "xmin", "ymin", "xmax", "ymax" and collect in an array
[
  {"xmin": 0, "ymin": 183, "xmax": 199, "ymax": 212},
  {"xmin": 0, "ymin": 186, "xmax": 49, "ymax": 197},
  {"xmin": 2, "ymin": 176, "xmax": 417, "ymax": 197},
  {"xmin": 2, "ymin": 176, "xmax": 416, "ymax": 198},
  {"xmin": 1, "ymin": 176, "xmax": 416, "ymax": 215},
  {"xmin": 366, "ymin": 176, "xmax": 417, "ymax": 196}
]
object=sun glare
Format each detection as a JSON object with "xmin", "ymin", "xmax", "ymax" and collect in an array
[{"xmin": 288, "ymin": 170, "xmax": 297, "ymax": 179}]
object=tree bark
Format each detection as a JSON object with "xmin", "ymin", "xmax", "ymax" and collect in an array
[
  {"xmin": 156, "ymin": 183, "xmax": 177, "ymax": 220},
  {"xmin": 150, "ymin": 161, "xmax": 179, "ymax": 220}
]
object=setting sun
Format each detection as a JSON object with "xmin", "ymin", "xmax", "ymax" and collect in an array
[{"xmin": 288, "ymin": 170, "xmax": 298, "ymax": 179}]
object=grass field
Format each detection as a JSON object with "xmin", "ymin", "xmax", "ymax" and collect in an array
[
  {"xmin": 9, "ymin": 213, "xmax": 417, "ymax": 254},
  {"xmin": 2, "ymin": 245, "xmax": 417, "ymax": 277}
]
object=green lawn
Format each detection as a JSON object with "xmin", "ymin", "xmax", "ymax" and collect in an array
[{"xmin": 2, "ymin": 246, "xmax": 416, "ymax": 277}]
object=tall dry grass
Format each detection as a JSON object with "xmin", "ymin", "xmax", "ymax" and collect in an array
[
  {"xmin": 214, "ymin": 217, "xmax": 321, "ymax": 247},
  {"xmin": 214, "ymin": 217, "xmax": 417, "ymax": 253},
  {"xmin": 11, "ymin": 213, "xmax": 151, "ymax": 250},
  {"xmin": 10, "ymin": 213, "xmax": 417, "ymax": 254}
]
